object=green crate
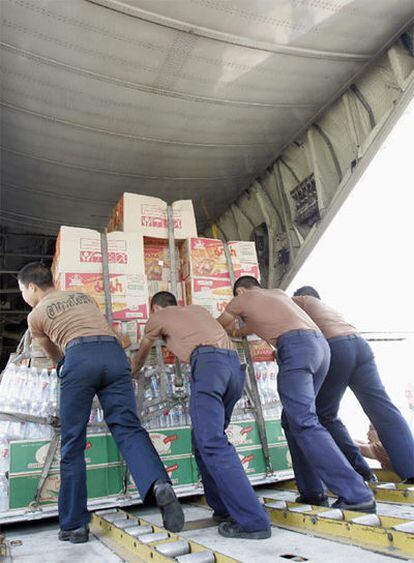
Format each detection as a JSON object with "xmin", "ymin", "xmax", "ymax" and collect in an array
[
  {"xmin": 269, "ymin": 443, "xmax": 292, "ymax": 472},
  {"xmin": 236, "ymin": 446, "xmax": 267, "ymax": 476},
  {"xmin": 226, "ymin": 418, "xmax": 284, "ymax": 449},
  {"xmin": 9, "ymin": 434, "xmax": 122, "ymax": 475},
  {"xmin": 8, "ymin": 464, "xmax": 124, "ymax": 509},
  {"xmin": 128, "ymin": 455, "xmax": 195, "ymax": 494},
  {"xmin": 148, "ymin": 427, "xmax": 192, "ymax": 457}
]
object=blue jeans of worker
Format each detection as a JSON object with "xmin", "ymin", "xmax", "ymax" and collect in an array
[
  {"xmin": 277, "ymin": 330, "xmax": 372, "ymax": 504},
  {"xmin": 316, "ymin": 334, "xmax": 414, "ymax": 480},
  {"xmin": 190, "ymin": 347, "xmax": 270, "ymax": 532},
  {"xmin": 58, "ymin": 338, "xmax": 168, "ymax": 531}
]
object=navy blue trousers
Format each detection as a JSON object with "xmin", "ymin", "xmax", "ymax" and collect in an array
[
  {"xmin": 316, "ymin": 334, "xmax": 414, "ymax": 480},
  {"xmin": 190, "ymin": 347, "xmax": 270, "ymax": 532},
  {"xmin": 277, "ymin": 330, "xmax": 372, "ymax": 504},
  {"xmin": 58, "ymin": 338, "xmax": 168, "ymax": 531}
]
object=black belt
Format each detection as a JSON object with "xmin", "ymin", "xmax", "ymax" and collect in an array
[
  {"xmin": 66, "ymin": 335, "xmax": 118, "ymax": 350},
  {"xmin": 190, "ymin": 345, "xmax": 237, "ymax": 362}
]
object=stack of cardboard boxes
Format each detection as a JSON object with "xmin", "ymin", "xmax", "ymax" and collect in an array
[
  {"xmin": 52, "ymin": 227, "xmax": 149, "ymax": 347},
  {"xmin": 181, "ymin": 238, "xmax": 260, "ymax": 318},
  {"xmin": 52, "ymin": 194, "xmax": 262, "ymax": 330}
]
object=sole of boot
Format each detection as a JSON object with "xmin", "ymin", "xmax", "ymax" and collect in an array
[
  {"xmin": 155, "ymin": 484, "xmax": 185, "ymax": 533},
  {"xmin": 333, "ymin": 502, "xmax": 377, "ymax": 514},
  {"xmin": 59, "ymin": 533, "xmax": 89, "ymax": 543},
  {"xmin": 218, "ymin": 526, "xmax": 272, "ymax": 540},
  {"xmin": 295, "ymin": 497, "xmax": 329, "ymax": 507}
]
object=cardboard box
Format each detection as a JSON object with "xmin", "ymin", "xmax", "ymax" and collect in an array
[
  {"xmin": 108, "ymin": 194, "xmax": 197, "ymax": 239},
  {"xmin": 233, "ymin": 264, "xmax": 261, "ymax": 281},
  {"xmin": 237, "ymin": 447, "xmax": 267, "ymax": 476},
  {"xmin": 149, "ymin": 427, "xmax": 192, "ymax": 458},
  {"xmin": 181, "ymin": 238, "xmax": 229, "ymax": 280},
  {"xmin": 185, "ymin": 277, "xmax": 232, "ymax": 301},
  {"xmin": 247, "ymin": 337, "xmax": 275, "ymax": 362},
  {"xmin": 226, "ymin": 418, "xmax": 285, "ymax": 449},
  {"xmin": 181, "ymin": 237, "xmax": 260, "ymax": 282},
  {"xmin": 228, "ymin": 241, "xmax": 258, "ymax": 265},
  {"xmin": 147, "ymin": 280, "xmax": 186, "ymax": 308},
  {"xmin": 128, "ymin": 455, "xmax": 195, "ymax": 492},
  {"xmin": 53, "ymin": 227, "xmax": 145, "ymax": 276},
  {"xmin": 57, "ymin": 272, "xmax": 149, "ymax": 321},
  {"xmin": 184, "ymin": 276, "xmax": 232, "ymax": 318},
  {"xmin": 112, "ymin": 320, "xmax": 145, "ymax": 348},
  {"xmin": 269, "ymin": 443, "xmax": 292, "ymax": 472},
  {"xmin": 236, "ymin": 443, "xmax": 292, "ymax": 476},
  {"xmin": 9, "ymin": 465, "xmax": 124, "ymax": 509},
  {"xmin": 9, "ymin": 434, "xmax": 123, "ymax": 475},
  {"xmin": 144, "ymin": 237, "xmax": 183, "ymax": 282}
]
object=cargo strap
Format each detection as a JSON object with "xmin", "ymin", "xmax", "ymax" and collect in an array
[
  {"xmin": 4, "ymin": 330, "xmax": 31, "ymax": 368},
  {"xmin": 271, "ymin": 476, "xmax": 414, "ymax": 505},
  {"xmin": 221, "ymin": 241, "xmax": 272, "ymax": 475},
  {"xmin": 166, "ymin": 204, "xmax": 183, "ymax": 388},
  {"xmin": 91, "ymin": 508, "xmax": 238, "ymax": 562},
  {"xmin": 29, "ymin": 429, "xmax": 60, "ymax": 509},
  {"xmin": 100, "ymin": 230, "xmax": 113, "ymax": 325},
  {"xmin": 263, "ymin": 495, "xmax": 414, "ymax": 559}
]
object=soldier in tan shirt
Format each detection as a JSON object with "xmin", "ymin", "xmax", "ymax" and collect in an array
[
  {"xmin": 133, "ymin": 292, "xmax": 271, "ymax": 540},
  {"xmin": 17, "ymin": 262, "xmax": 184, "ymax": 543},
  {"xmin": 293, "ymin": 286, "xmax": 414, "ymax": 485},
  {"xmin": 219, "ymin": 276, "xmax": 375, "ymax": 513}
]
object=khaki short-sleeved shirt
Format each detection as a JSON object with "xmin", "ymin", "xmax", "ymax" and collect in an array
[
  {"xmin": 226, "ymin": 288, "xmax": 319, "ymax": 346},
  {"xmin": 144, "ymin": 305, "xmax": 234, "ymax": 363},
  {"xmin": 293, "ymin": 296, "xmax": 356, "ymax": 339},
  {"xmin": 28, "ymin": 290, "xmax": 115, "ymax": 352}
]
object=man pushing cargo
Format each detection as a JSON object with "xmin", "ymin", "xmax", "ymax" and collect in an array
[
  {"xmin": 132, "ymin": 291, "xmax": 271, "ymax": 539},
  {"xmin": 218, "ymin": 276, "xmax": 376, "ymax": 513},
  {"xmin": 293, "ymin": 286, "xmax": 414, "ymax": 485},
  {"xmin": 17, "ymin": 262, "xmax": 184, "ymax": 543}
]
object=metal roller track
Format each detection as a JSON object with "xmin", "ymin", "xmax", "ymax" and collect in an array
[
  {"xmin": 269, "ymin": 475, "xmax": 414, "ymax": 506},
  {"xmin": 264, "ymin": 497, "xmax": 414, "ymax": 560},
  {"xmin": 91, "ymin": 508, "xmax": 239, "ymax": 562}
]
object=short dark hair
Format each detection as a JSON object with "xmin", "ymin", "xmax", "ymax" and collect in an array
[
  {"xmin": 233, "ymin": 275, "xmax": 261, "ymax": 296},
  {"xmin": 150, "ymin": 291, "xmax": 178, "ymax": 310},
  {"xmin": 293, "ymin": 286, "xmax": 321, "ymax": 299},
  {"xmin": 17, "ymin": 262, "xmax": 54, "ymax": 289}
]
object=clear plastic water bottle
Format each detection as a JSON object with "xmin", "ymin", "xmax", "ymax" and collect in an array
[
  {"xmin": 150, "ymin": 375, "xmax": 160, "ymax": 400},
  {"xmin": 0, "ymin": 475, "xmax": 8, "ymax": 512},
  {"xmin": 0, "ymin": 364, "xmax": 16, "ymax": 405},
  {"xmin": 47, "ymin": 371, "xmax": 58, "ymax": 417},
  {"xmin": 0, "ymin": 434, "xmax": 9, "ymax": 473},
  {"xmin": 3, "ymin": 365, "xmax": 24, "ymax": 414}
]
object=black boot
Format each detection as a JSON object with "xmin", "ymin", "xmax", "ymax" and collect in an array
[
  {"xmin": 212, "ymin": 511, "xmax": 233, "ymax": 524},
  {"xmin": 218, "ymin": 521, "xmax": 271, "ymax": 540},
  {"xmin": 153, "ymin": 480, "xmax": 185, "ymax": 533},
  {"xmin": 295, "ymin": 493, "xmax": 329, "ymax": 506},
  {"xmin": 332, "ymin": 498, "xmax": 377, "ymax": 513},
  {"xmin": 59, "ymin": 524, "xmax": 89, "ymax": 543}
]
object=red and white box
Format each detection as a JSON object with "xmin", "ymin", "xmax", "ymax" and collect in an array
[
  {"xmin": 108, "ymin": 194, "xmax": 197, "ymax": 240},
  {"xmin": 184, "ymin": 277, "xmax": 232, "ymax": 318},
  {"xmin": 228, "ymin": 241, "xmax": 258, "ymax": 265},
  {"xmin": 144, "ymin": 237, "xmax": 183, "ymax": 283},
  {"xmin": 147, "ymin": 280, "xmax": 186, "ymax": 308},
  {"xmin": 234, "ymin": 264, "xmax": 260, "ymax": 281},
  {"xmin": 112, "ymin": 320, "xmax": 146, "ymax": 348},
  {"xmin": 181, "ymin": 237, "xmax": 260, "ymax": 281},
  {"xmin": 181, "ymin": 238, "xmax": 229, "ymax": 280},
  {"xmin": 53, "ymin": 226, "xmax": 145, "ymax": 276},
  {"xmin": 56, "ymin": 272, "xmax": 149, "ymax": 321}
]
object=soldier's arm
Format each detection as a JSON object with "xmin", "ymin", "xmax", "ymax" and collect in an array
[
  {"xmin": 35, "ymin": 335, "xmax": 63, "ymax": 364},
  {"xmin": 131, "ymin": 337, "xmax": 153, "ymax": 377}
]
